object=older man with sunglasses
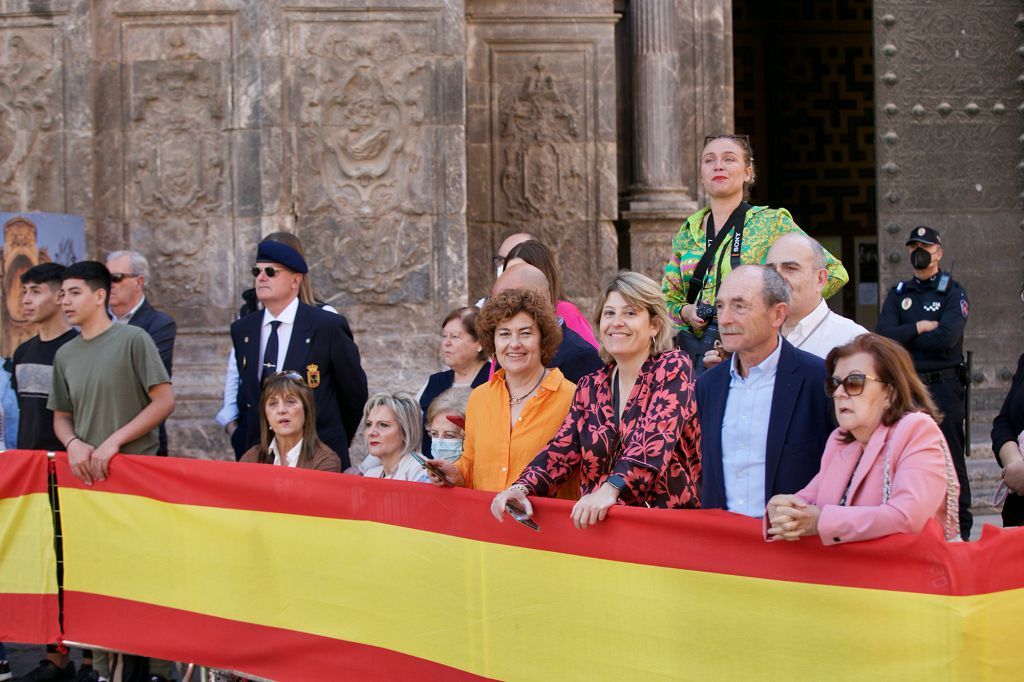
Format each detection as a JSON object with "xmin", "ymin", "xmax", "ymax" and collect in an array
[
  {"xmin": 696, "ymin": 265, "xmax": 835, "ymax": 516},
  {"xmin": 106, "ymin": 250, "xmax": 177, "ymax": 455},
  {"xmin": 230, "ymin": 241, "xmax": 368, "ymax": 469}
]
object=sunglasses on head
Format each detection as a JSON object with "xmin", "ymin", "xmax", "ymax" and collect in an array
[
  {"xmin": 704, "ymin": 133, "xmax": 751, "ymax": 146},
  {"xmin": 109, "ymin": 273, "xmax": 141, "ymax": 283},
  {"xmin": 824, "ymin": 372, "xmax": 886, "ymax": 397},
  {"xmin": 252, "ymin": 265, "xmax": 288, "ymax": 278},
  {"xmin": 261, "ymin": 370, "xmax": 305, "ymax": 389}
]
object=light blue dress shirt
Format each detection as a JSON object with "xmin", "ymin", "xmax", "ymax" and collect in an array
[{"xmin": 721, "ymin": 337, "xmax": 783, "ymax": 517}]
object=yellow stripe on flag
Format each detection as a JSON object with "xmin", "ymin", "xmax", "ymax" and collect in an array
[
  {"xmin": 0, "ymin": 492, "xmax": 58, "ymax": 595},
  {"xmin": 60, "ymin": 489, "xmax": 1021, "ymax": 681}
]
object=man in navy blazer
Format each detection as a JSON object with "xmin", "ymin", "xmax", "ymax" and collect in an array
[
  {"xmin": 231, "ymin": 241, "xmax": 368, "ymax": 469},
  {"xmin": 696, "ymin": 265, "xmax": 834, "ymax": 515},
  {"xmin": 107, "ymin": 250, "xmax": 177, "ymax": 455}
]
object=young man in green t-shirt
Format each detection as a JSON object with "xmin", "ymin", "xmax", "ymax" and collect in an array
[
  {"xmin": 49, "ymin": 260, "xmax": 174, "ymax": 484},
  {"xmin": 48, "ymin": 260, "xmax": 176, "ymax": 681}
]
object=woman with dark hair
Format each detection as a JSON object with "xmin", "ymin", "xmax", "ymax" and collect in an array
[
  {"xmin": 417, "ymin": 306, "xmax": 488, "ymax": 456},
  {"xmin": 423, "ymin": 289, "xmax": 577, "ymax": 497},
  {"xmin": 505, "ymin": 239, "xmax": 599, "ymax": 348},
  {"xmin": 240, "ymin": 372, "xmax": 341, "ymax": 472},
  {"xmin": 662, "ymin": 134, "xmax": 848, "ymax": 373},
  {"xmin": 766, "ymin": 333, "xmax": 960, "ymax": 544},
  {"xmin": 490, "ymin": 271, "xmax": 701, "ymax": 529},
  {"xmin": 991, "ymin": 347, "xmax": 1024, "ymax": 527}
]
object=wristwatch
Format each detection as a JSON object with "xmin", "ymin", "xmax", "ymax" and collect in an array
[{"xmin": 605, "ymin": 474, "xmax": 626, "ymax": 492}]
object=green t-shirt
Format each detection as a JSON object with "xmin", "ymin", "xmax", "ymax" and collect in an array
[{"xmin": 48, "ymin": 323, "xmax": 171, "ymax": 455}]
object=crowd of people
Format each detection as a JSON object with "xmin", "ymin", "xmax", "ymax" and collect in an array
[{"xmin": 1, "ymin": 134, "xmax": 1020, "ymax": 682}]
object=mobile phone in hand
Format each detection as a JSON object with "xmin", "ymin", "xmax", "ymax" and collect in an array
[{"xmin": 505, "ymin": 503, "xmax": 540, "ymax": 531}]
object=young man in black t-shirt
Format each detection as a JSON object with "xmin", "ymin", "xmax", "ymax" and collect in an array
[
  {"xmin": 8, "ymin": 262, "xmax": 84, "ymax": 682},
  {"xmin": 11, "ymin": 263, "xmax": 78, "ymax": 451}
]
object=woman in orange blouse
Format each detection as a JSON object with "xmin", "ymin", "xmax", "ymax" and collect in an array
[{"xmin": 424, "ymin": 289, "xmax": 577, "ymax": 498}]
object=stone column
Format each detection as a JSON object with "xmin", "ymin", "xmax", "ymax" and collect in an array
[{"xmin": 625, "ymin": 0, "xmax": 698, "ymax": 282}]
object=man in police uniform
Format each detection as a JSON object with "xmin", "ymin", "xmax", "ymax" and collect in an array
[{"xmin": 876, "ymin": 225, "xmax": 970, "ymax": 540}]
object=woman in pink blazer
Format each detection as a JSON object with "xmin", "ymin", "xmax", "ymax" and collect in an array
[{"xmin": 766, "ymin": 333, "xmax": 960, "ymax": 544}]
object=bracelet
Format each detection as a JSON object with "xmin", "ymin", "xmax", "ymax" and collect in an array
[
  {"xmin": 509, "ymin": 483, "xmax": 530, "ymax": 497},
  {"xmin": 65, "ymin": 436, "xmax": 80, "ymax": 449}
]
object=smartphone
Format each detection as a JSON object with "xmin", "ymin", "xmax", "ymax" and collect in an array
[
  {"xmin": 415, "ymin": 454, "xmax": 453, "ymax": 486},
  {"xmin": 505, "ymin": 503, "xmax": 540, "ymax": 532}
]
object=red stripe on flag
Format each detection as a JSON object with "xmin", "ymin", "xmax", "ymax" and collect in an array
[
  {"xmin": 0, "ymin": 450, "xmax": 51, "ymax": 496},
  {"xmin": 63, "ymin": 591, "xmax": 492, "ymax": 682},
  {"xmin": 0, "ymin": 593, "xmax": 61, "ymax": 643},
  {"xmin": 52, "ymin": 453, "xmax": 1024, "ymax": 596}
]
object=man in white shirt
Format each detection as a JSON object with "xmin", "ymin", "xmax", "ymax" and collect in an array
[{"xmin": 766, "ymin": 233, "xmax": 866, "ymax": 359}]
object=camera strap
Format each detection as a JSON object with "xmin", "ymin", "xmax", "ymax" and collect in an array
[{"xmin": 686, "ymin": 202, "xmax": 750, "ymax": 305}]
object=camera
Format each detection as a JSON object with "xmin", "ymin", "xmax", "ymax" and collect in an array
[{"xmin": 696, "ymin": 301, "xmax": 716, "ymax": 322}]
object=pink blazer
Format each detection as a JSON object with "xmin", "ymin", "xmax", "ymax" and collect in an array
[
  {"xmin": 556, "ymin": 300, "xmax": 599, "ymax": 349},
  {"xmin": 795, "ymin": 412, "xmax": 956, "ymax": 545}
]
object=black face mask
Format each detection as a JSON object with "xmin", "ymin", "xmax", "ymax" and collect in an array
[{"xmin": 910, "ymin": 248, "xmax": 932, "ymax": 270}]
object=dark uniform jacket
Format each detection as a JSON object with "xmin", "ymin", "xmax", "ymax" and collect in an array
[
  {"xmin": 876, "ymin": 272, "xmax": 968, "ymax": 373},
  {"xmin": 127, "ymin": 298, "xmax": 177, "ymax": 455},
  {"xmin": 231, "ymin": 302, "xmax": 368, "ymax": 469}
]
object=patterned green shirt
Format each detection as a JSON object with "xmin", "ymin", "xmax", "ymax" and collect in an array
[{"xmin": 661, "ymin": 205, "xmax": 849, "ymax": 332}]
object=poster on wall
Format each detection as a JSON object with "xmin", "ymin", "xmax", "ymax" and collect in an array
[{"xmin": 0, "ymin": 213, "xmax": 86, "ymax": 358}]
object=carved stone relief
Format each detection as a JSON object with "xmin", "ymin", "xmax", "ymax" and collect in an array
[
  {"xmin": 289, "ymin": 19, "xmax": 436, "ymax": 307},
  {"xmin": 0, "ymin": 27, "xmax": 61, "ymax": 211},
  {"xmin": 121, "ymin": 20, "xmax": 234, "ymax": 322},
  {"xmin": 466, "ymin": 4, "xmax": 619, "ymax": 306}
]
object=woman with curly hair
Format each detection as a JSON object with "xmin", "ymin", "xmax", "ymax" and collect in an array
[
  {"xmin": 423, "ymin": 289, "xmax": 577, "ymax": 497},
  {"xmin": 490, "ymin": 271, "xmax": 702, "ymax": 529}
]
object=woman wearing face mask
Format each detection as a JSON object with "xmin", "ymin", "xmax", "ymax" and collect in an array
[
  {"xmin": 766, "ymin": 334, "xmax": 960, "ymax": 544},
  {"xmin": 422, "ymin": 289, "xmax": 578, "ymax": 498},
  {"xmin": 425, "ymin": 387, "xmax": 470, "ymax": 462},
  {"xmin": 662, "ymin": 134, "xmax": 848, "ymax": 373},
  {"xmin": 489, "ymin": 271, "xmax": 701, "ymax": 529},
  {"xmin": 417, "ymin": 307, "xmax": 488, "ymax": 457},
  {"xmin": 240, "ymin": 372, "xmax": 341, "ymax": 472},
  {"xmin": 362, "ymin": 392, "xmax": 432, "ymax": 482}
]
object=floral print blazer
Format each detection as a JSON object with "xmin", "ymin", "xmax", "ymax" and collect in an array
[{"xmin": 515, "ymin": 349, "xmax": 702, "ymax": 508}]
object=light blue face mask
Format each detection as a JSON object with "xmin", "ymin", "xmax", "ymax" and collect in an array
[{"xmin": 431, "ymin": 438, "xmax": 464, "ymax": 462}]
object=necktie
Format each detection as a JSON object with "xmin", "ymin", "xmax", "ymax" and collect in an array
[{"xmin": 262, "ymin": 320, "xmax": 282, "ymax": 378}]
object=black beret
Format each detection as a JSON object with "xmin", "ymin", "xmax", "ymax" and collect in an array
[{"xmin": 256, "ymin": 240, "xmax": 308, "ymax": 274}]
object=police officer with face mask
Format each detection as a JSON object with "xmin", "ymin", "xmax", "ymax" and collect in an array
[{"xmin": 876, "ymin": 225, "xmax": 971, "ymax": 540}]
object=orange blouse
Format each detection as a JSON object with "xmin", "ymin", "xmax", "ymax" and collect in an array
[{"xmin": 456, "ymin": 368, "xmax": 577, "ymax": 496}]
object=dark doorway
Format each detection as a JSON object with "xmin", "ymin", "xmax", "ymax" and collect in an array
[{"xmin": 734, "ymin": 0, "xmax": 877, "ymax": 325}]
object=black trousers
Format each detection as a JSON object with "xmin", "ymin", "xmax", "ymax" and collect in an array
[
  {"xmin": 1003, "ymin": 492, "xmax": 1024, "ymax": 527},
  {"xmin": 926, "ymin": 375, "xmax": 970, "ymax": 540}
]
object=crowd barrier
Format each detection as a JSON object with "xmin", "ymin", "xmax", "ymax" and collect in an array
[{"xmin": 1, "ymin": 449, "xmax": 1023, "ymax": 681}]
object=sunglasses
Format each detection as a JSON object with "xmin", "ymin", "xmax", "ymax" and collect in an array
[
  {"xmin": 824, "ymin": 372, "xmax": 886, "ymax": 397},
  {"xmin": 251, "ymin": 265, "xmax": 290, "ymax": 278},
  {"xmin": 704, "ymin": 133, "xmax": 751, "ymax": 147},
  {"xmin": 110, "ymin": 273, "xmax": 142, "ymax": 283},
  {"xmin": 261, "ymin": 370, "xmax": 305, "ymax": 388}
]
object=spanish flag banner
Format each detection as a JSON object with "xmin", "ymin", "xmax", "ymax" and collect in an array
[
  {"xmin": 52, "ymin": 453, "xmax": 1023, "ymax": 681},
  {"xmin": 0, "ymin": 450, "xmax": 60, "ymax": 642}
]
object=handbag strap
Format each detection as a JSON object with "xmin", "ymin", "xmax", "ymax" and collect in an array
[{"xmin": 882, "ymin": 429, "xmax": 961, "ymax": 542}]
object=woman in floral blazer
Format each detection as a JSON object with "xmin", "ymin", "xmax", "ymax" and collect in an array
[{"xmin": 491, "ymin": 271, "xmax": 702, "ymax": 529}]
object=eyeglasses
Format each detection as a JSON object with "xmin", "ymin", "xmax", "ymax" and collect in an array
[
  {"xmin": 704, "ymin": 134, "xmax": 751, "ymax": 147},
  {"xmin": 492, "ymin": 255, "xmax": 506, "ymax": 268},
  {"xmin": 252, "ymin": 265, "xmax": 289, "ymax": 278},
  {"xmin": 109, "ymin": 273, "xmax": 142, "ymax": 283},
  {"xmin": 824, "ymin": 372, "xmax": 887, "ymax": 397}
]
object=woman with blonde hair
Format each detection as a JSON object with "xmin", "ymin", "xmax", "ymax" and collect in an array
[
  {"xmin": 490, "ymin": 271, "xmax": 702, "ymax": 529},
  {"xmin": 240, "ymin": 372, "xmax": 340, "ymax": 471},
  {"xmin": 362, "ymin": 392, "xmax": 431, "ymax": 482}
]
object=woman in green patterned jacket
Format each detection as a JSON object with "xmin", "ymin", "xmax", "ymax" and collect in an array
[{"xmin": 662, "ymin": 134, "xmax": 848, "ymax": 370}]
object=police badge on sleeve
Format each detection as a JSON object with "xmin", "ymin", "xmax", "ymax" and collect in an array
[{"xmin": 960, "ymin": 298, "xmax": 969, "ymax": 319}]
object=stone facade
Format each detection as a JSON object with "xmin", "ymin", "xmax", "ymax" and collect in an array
[{"xmin": 0, "ymin": 0, "xmax": 1020, "ymax": 465}]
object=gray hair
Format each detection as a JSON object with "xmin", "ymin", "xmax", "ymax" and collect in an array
[
  {"xmin": 107, "ymin": 250, "xmax": 150, "ymax": 284},
  {"xmin": 770, "ymin": 232, "xmax": 827, "ymax": 271},
  {"xmin": 362, "ymin": 391, "xmax": 423, "ymax": 456},
  {"xmin": 760, "ymin": 265, "xmax": 791, "ymax": 307},
  {"xmin": 426, "ymin": 387, "xmax": 471, "ymax": 426}
]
